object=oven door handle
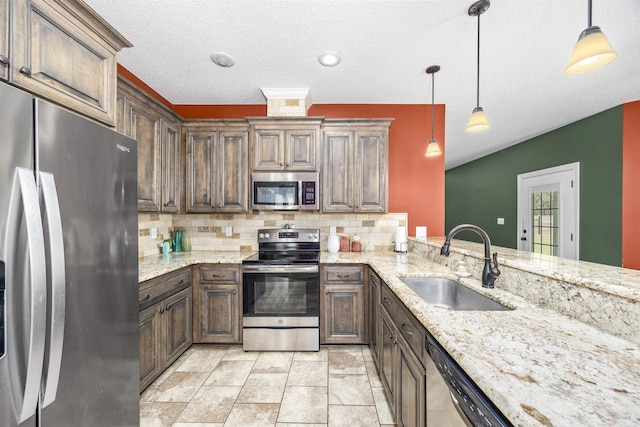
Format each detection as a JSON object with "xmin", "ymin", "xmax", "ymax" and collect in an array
[{"xmin": 242, "ymin": 264, "xmax": 319, "ymax": 274}]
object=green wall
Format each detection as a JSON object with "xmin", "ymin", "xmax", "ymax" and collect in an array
[{"xmin": 445, "ymin": 106, "xmax": 623, "ymax": 266}]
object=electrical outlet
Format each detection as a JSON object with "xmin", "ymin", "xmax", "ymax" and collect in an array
[
  {"xmin": 225, "ymin": 226, "xmax": 233, "ymax": 237},
  {"xmin": 150, "ymin": 227, "xmax": 158, "ymax": 238}
]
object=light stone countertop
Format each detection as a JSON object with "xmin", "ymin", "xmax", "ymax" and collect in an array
[
  {"xmin": 139, "ymin": 249, "xmax": 640, "ymax": 426},
  {"xmin": 139, "ymin": 251, "xmax": 249, "ymax": 282}
]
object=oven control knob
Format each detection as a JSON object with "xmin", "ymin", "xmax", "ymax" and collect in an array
[
  {"xmin": 258, "ymin": 233, "xmax": 264, "ymax": 239},
  {"xmin": 309, "ymin": 233, "xmax": 318, "ymax": 240},
  {"xmin": 264, "ymin": 233, "xmax": 270, "ymax": 239}
]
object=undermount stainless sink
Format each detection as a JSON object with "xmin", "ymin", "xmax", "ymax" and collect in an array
[{"xmin": 400, "ymin": 277, "xmax": 512, "ymax": 311}]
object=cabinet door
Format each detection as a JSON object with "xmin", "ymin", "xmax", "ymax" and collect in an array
[
  {"xmin": 322, "ymin": 284, "xmax": 365, "ymax": 344},
  {"xmin": 217, "ymin": 130, "xmax": 249, "ymax": 212},
  {"xmin": 12, "ymin": 0, "xmax": 118, "ymax": 125},
  {"xmin": 161, "ymin": 120, "xmax": 182, "ymax": 213},
  {"xmin": 285, "ymin": 128, "xmax": 317, "ymax": 170},
  {"xmin": 163, "ymin": 288, "xmax": 192, "ymax": 366},
  {"xmin": 379, "ymin": 308, "xmax": 397, "ymax": 413},
  {"xmin": 369, "ymin": 270, "xmax": 381, "ymax": 366},
  {"xmin": 0, "ymin": 0, "xmax": 8, "ymax": 81},
  {"xmin": 355, "ymin": 131, "xmax": 388, "ymax": 212},
  {"xmin": 252, "ymin": 129, "xmax": 284, "ymax": 170},
  {"xmin": 139, "ymin": 303, "xmax": 162, "ymax": 391},
  {"xmin": 198, "ymin": 284, "xmax": 241, "ymax": 343},
  {"xmin": 396, "ymin": 333, "xmax": 426, "ymax": 427},
  {"xmin": 185, "ymin": 131, "xmax": 216, "ymax": 212},
  {"xmin": 125, "ymin": 97, "xmax": 162, "ymax": 212},
  {"xmin": 322, "ymin": 130, "xmax": 354, "ymax": 212}
]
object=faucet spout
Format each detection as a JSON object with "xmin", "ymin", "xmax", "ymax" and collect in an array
[{"xmin": 440, "ymin": 224, "xmax": 500, "ymax": 288}]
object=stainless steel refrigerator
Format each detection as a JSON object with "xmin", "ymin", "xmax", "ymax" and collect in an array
[{"xmin": 0, "ymin": 83, "xmax": 139, "ymax": 426}]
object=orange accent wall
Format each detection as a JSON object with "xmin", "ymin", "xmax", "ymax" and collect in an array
[
  {"xmin": 622, "ymin": 101, "xmax": 640, "ymax": 269},
  {"xmin": 174, "ymin": 104, "xmax": 266, "ymax": 118}
]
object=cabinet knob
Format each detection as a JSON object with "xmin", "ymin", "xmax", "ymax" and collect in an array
[
  {"xmin": 279, "ymin": 162, "xmax": 284, "ymax": 166},
  {"xmin": 166, "ymin": 304, "xmax": 171, "ymax": 310},
  {"xmin": 382, "ymin": 298, "xmax": 391, "ymax": 306},
  {"xmin": 0, "ymin": 55, "xmax": 9, "ymax": 66},
  {"xmin": 19, "ymin": 66, "xmax": 32, "ymax": 76},
  {"xmin": 159, "ymin": 308, "xmax": 164, "ymax": 313},
  {"xmin": 325, "ymin": 290, "xmax": 330, "ymax": 294},
  {"xmin": 232, "ymin": 290, "xmax": 237, "ymax": 295}
]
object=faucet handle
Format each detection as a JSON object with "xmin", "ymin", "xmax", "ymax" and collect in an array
[{"xmin": 491, "ymin": 252, "xmax": 500, "ymax": 277}]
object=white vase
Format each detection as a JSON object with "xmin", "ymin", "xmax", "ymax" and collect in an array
[{"xmin": 327, "ymin": 235, "xmax": 340, "ymax": 253}]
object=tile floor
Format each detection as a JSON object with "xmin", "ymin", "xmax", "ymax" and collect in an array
[{"xmin": 140, "ymin": 344, "xmax": 396, "ymax": 427}]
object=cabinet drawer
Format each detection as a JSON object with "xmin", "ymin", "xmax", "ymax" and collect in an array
[
  {"xmin": 200, "ymin": 266, "xmax": 240, "ymax": 284},
  {"xmin": 323, "ymin": 265, "xmax": 363, "ymax": 284},
  {"xmin": 381, "ymin": 283, "xmax": 426, "ymax": 360},
  {"xmin": 139, "ymin": 269, "xmax": 191, "ymax": 309},
  {"xmin": 395, "ymin": 302, "xmax": 426, "ymax": 360},
  {"xmin": 380, "ymin": 283, "xmax": 401, "ymax": 320}
]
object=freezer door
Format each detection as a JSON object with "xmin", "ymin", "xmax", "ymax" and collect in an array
[
  {"xmin": 0, "ymin": 84, "xmax": 43, "ymax": 427},
  {"xmin": 36, "ymin": 99, "xmax": 139, "ymax": 427}
]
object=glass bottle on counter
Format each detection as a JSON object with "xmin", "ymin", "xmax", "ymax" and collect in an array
[{"xmin": 182, "ymin": 234, "xmax": 191, "ymax": 252}]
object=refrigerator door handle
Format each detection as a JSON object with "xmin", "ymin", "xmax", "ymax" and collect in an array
[
  {"xmin": 38, "ymin": 172, "xmax": 66, "ymax": 408},
  {"xmin": 7, "ymin": 168, "xmax": 47, "ymax": 423}
]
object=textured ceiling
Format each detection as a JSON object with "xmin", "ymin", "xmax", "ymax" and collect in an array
[{"xmin": 85, "ymin": 0, "xmax": 640, "ymax": 169}]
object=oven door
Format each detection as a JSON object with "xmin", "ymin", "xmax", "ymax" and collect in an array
[{"xmin": 242, "ymin": 265, "xmax": 319, "ymax": 324}]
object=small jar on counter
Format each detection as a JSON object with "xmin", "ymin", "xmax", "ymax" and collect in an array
[
  {"xmin": 351, "ymin": 235, "xmax": 362, "ymax": 252},
  {"xmin": 339, "ymin": 235, "xmax": 350, "ymax": 252}
]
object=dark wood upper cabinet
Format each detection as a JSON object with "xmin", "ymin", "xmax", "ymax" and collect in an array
[{"xmin": 8, "ymin": 0, "xmax": 131, "ymax": 125}]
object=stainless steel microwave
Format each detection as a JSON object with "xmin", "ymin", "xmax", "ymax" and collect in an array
[{"xmin": 251, "ymin": 172, "xmax": 319, "ymax": 211}]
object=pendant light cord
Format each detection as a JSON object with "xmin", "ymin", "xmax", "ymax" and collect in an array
[
  {"xmin": 587, "ymin": 0, "xmax": 592, "ymax": 27},
  {"xmin": 476, "ymin": 12, "xmax": 481, "ymax": 108},
  {"xmin": 431, "ymin": 72, "xmax": 435, "ymax": 140}
]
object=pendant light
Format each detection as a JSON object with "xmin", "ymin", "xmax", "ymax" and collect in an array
[
  {"xmin": 425, "ymin": 65, "xmax": 442, "ymax": 157},
  {"xmin": 565, "ymin": 0, "xmax": 616, "ymax": 74},
  {"xmin": 466, "ymin": 0, "xmax": 490, "ymax": 132}
]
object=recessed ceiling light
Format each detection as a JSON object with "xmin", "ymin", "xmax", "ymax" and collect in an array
[
  {"xmin": 319, "ymin": 52, "xmax": 341, "ymax": 67},
  {"xmin": 210, "ymin": 52, "xmax": 235, "ymax": 67}
]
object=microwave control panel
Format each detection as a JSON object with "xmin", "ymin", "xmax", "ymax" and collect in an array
[{"xmin": 302, "ymin": 181, "xmax": 316, "ymax": 205}]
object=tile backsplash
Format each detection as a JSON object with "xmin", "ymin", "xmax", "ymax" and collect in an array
[{"xmin": 138, "ymin": 212, "xmax": 408, "ymax": 258}]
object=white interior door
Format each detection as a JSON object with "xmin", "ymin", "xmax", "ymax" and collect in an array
[{"xmin": 517, "ymin": 163, "xmax": 579, "ymax": 260}]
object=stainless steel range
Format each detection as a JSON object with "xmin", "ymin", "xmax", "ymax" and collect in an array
[{"xmin": 242, "ymin": 228, "xmax": 320, "ymax": 351}]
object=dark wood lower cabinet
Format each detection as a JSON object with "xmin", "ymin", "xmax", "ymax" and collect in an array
[
  {"xmin": 193, "ymin": 265, "xmax": 242, "ymax": 344},
  {"xmin": 374, "ymin": 272, "xmax": 428, "ymax": 427},
  {"xmin": 379, "ymin": 307, "xmax": 397, "ymax": 409},
  {"xmin": 197, "ymin": 284, "xmax": 241, "ymax": 343},
  {"xmin": 320, "ymin": 264, "xmax": 367, "ymax": 344},
  {"xmin": 369, "ymin": 269, "xmax": 381, "ymax": 366},
  {"xmin": 397, "ymin": 331, "xmax": 427, "ymax": 427},
  {"xmin": 139, "ymin": 303, "xmax": 162, "ymax": 390},
  {"xmin": 139, "ymin": 284, "xmax": 192, "ymax": 391}
]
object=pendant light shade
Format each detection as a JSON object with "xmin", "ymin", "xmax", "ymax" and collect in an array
[
  {"xmin": 467, "ymin": 106, "xmax": 489, "ymax": 132},
  {"xmin": 466, "ymin": 0, "xmax": 490, "ymax": 133},
  {"xmin": 425, "ymin": 139, "xmax": 441, "ymax": 157},
  {"xmin": 566, "ymin": 25, "xmax": 616, "ymax": 74},
  {"xmin": 425, "ymin": 65, "xmax": 442, "ymax": 157}
]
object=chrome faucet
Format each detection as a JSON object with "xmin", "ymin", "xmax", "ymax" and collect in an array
[{"xmin": 440, "ymin": 224, "xmax": 500, "ymax": 288}]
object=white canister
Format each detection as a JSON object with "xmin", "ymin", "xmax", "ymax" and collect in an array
[{"xmin": 327, "ymin": 235, "xmax": 340, "ymax": 253}]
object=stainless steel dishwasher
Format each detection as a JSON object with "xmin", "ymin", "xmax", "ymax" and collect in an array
[{"xmin": 426, "ymin": 333, "xmax": 513, "ymax": 427}]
